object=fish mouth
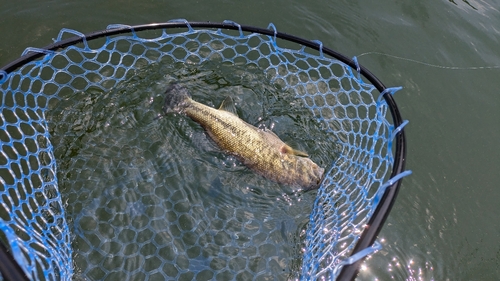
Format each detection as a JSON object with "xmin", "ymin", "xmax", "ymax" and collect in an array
[
  {"xmin": 296, "ymin": 159, "xmax": 325, "ymax": 191},
  {"xmin": 316, "ymin": 166, "xmax": 325, "ymax": 187},
  {"xmin": 310, "ymin": 166, "xmax": 325, "ymax": 190}
]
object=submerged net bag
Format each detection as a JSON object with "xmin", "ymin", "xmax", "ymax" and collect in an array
[{"xmin": 0, "ymin": 20, "xmax": 409, "ymax": 280}]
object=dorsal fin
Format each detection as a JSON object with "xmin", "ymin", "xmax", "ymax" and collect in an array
[
  {"xmin": 218, "ymin": 96, "xmax": 238, "ymax": 115},
  {"xmin": 261, "ymin": 127, "xmax": 280, "ymax": 139}
]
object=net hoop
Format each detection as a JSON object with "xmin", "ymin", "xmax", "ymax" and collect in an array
[{"xmin": 0, "ymin": 21, "xmax": 407, "ymax": 281}]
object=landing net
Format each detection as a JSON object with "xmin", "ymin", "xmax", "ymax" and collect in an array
[{"xmin": 0, "ymin": 20, "xmax": 409, "ymax": 280}]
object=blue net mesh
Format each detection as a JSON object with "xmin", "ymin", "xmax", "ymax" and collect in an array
[{"xmin": 0, "ymin": 21, "xmax": 409, "ymax": 280}]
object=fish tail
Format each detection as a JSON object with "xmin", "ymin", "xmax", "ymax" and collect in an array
[{"xmin": 163, "ymin": 83, "xmax": 192, "ymax": 113}]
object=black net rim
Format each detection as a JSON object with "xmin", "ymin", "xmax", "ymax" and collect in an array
[{"xmin": 0, "ymin": 21, "xmax": 407, "ymax": 281}]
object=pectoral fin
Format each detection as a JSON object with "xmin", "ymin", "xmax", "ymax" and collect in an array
[
  {"xmin": 259, "ymin": 128, "xmax": 310, "ymax": 157},
  {"xmin": 280, "ymin": 144, "xmax": 309, "ymax": 157}
]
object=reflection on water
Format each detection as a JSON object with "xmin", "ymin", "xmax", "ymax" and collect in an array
[{"xmin": 357, "ymin": 237, "xmax": 437, "ymax": 281}]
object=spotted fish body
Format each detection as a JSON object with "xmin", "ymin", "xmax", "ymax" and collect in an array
[{"xmin": 164, "ymin": 84, "xmax": 324, "ymax": 190}]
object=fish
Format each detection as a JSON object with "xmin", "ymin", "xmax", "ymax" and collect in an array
[{"xmin": 163, "ymin": 83, "xmax": 324, "ymax": 190}]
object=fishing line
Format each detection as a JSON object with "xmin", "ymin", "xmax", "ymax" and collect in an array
[{"xmin": 357, "ymin": 51, "xmax": 500, "ymax": 70}]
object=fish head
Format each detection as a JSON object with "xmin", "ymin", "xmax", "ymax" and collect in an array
[{"xmin": 295, "ymin": 157, "xmax": 325, "ymax": 190}]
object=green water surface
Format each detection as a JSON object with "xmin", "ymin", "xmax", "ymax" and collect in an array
[{"xmin": 1, "ymin": 0, "xmax": 499, "ymax": 279}]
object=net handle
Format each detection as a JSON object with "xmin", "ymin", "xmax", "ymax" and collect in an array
[{"xmin": 0, "ymin": 21, "xmax": 407, "ymax": 281}]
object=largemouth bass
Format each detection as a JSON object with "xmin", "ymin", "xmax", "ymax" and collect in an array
[{"xmin": 163, "ymin": 84, "xmax": 324, "ymax": 190}]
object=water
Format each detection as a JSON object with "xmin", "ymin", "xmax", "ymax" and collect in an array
[
  {"xmin": 1, "ymin": 0, "xmax": 500, "ymax": 280},
  {"xmin": 46, "ymin": 61, "xmax": 332, "ymax": 279}
]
